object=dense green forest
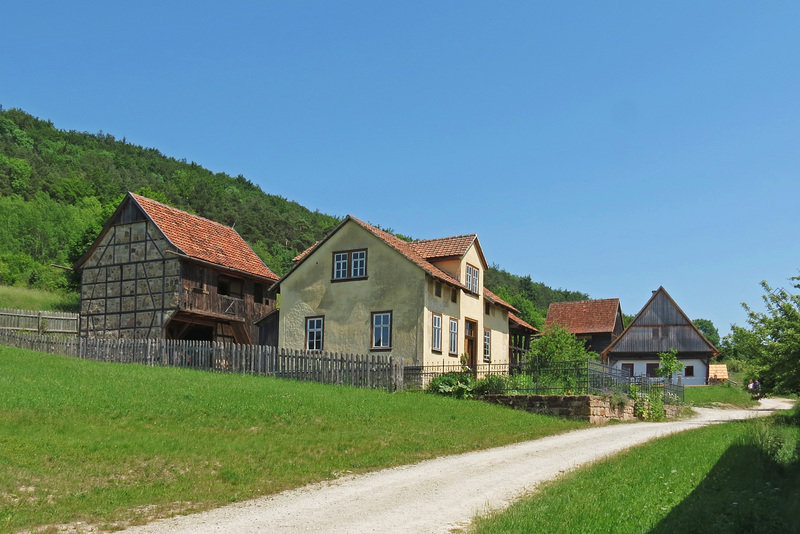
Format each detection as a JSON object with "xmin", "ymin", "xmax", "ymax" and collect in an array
[{"xmin": 0, "ymin": 106, "xmax": 587, "ymax": 325}]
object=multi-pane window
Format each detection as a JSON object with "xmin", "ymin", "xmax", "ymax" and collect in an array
[
  {"xmin": 449, "ymin": 319, "xmax": 458, "ymax": 355},
  {"xmin": 333, "ymin": 250, "xmax": 367, "ymax": 281},
  {"xmin": 372, "ymin": 311, "xmax": 392, "ymax": 350},
  {"xmin": 483, "ymin": 328, "xmax": 491, "ymax": 362},
  {"xmin": 351, "ymin": 250, "xmax": 366, "ymax": 278},
  {"xmin": 646, "ymin": 363, "xmax": 659, "ymax": 377},
  {"xmin": 432, "ymin": 314, "xmax": 442, "ymax": 352},
  {"xmin": 465, "ymin": 264, "xmax": 479, "ymax": 293},
  {"xmin": 306, "ymin": 316, "xmax": 324, "ymax": 350},
  {"xmin": 685, "ymin": 365, "xmax": 695, "ymax": 377},
  {"xmin": 334, "ymin": 253, "xmax": 349, "ymax": 280}
]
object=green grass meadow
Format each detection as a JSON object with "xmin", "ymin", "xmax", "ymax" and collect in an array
[
  {"xmin": 0, "ymin": 346, "xmax": 587, "ymax": 532},
  {"xmin": 469, "ymin": 405, "xmax": 799, "ymax": 534},
  {"xmin": 684, "ymin": 381, "xmax": 757, "ymax": 408}
]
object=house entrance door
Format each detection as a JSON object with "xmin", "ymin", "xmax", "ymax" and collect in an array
[{"xmin": 464, "ymin": 319, "xmax": 478, "ymax": 372}]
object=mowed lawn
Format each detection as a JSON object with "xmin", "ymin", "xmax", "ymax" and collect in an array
[{"xmin": 0, "ymin": 346, "xmax": 587, "ymax": 532}]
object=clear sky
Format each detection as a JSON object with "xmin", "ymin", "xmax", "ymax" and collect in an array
[{"xmin": 3, "ymin": 1, "xmax": 799, "ymax": 337}]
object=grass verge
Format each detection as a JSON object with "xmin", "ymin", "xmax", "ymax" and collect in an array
[
  {"xmin": 684, "ymin": 382, "xmax": 757, "ymax": 408},
  {"xmin": 0, "ymin": 346, "xmax": 587, "ymax": 532},
  {"xmin": 0, "ymin": 285, "xmax": 79, "ymax": 313},
  {"xmin": 468, "ymin": 407, "xmax": 800, "ymax": 534}
]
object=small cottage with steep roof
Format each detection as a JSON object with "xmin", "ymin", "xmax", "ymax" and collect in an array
[
  {"xmin": 273, "ymin": 215, "xmax": 522, "ymax": 367},
  {"xmin": 73, "ymin": 192, "xmax": 278, "ymax": 343},
  {"xmin": 545, "ymin": 298, "xmax": 625, "ymax": 354},
  {"xmin": 602, "ymin": 287, "xmax": 718, "ymax": 386}
]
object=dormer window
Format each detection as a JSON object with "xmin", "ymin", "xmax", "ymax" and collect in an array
[
  {"xmin": 332, "ymin": 249, "xmax": 368, "ymax": 281},
  {"xmin": 465, "ymin": 264, "xmax": 480, "ymax": 294}
]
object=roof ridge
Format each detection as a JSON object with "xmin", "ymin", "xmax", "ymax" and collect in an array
[
  {"xmin": 412, "ymin": 233, "xmax": 477, "ymax": 244},
  {"xmin": 130, "ymin": 192, "xmax": 228, "ymax": 228}
]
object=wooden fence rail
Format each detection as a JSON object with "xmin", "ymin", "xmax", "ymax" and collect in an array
[
  {"xmin": 0, "ymin": 308, "xmax": 79, "ymax": 335},
  {"xmin": 0, "ymin": 331, "xmax": 404, "ymax": 391}
]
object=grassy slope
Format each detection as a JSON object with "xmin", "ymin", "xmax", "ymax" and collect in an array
[
  {"xmin": 0, "ymin": 285, "xmax": 79, "ymax": 313},
  {"xmin": 0, "ymin": 346, "xmax": 587, "ymax": 532}
]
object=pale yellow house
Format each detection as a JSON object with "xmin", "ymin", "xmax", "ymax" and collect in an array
[{"xmin": 274, "ymin": 215, "xmax": 529, "ymax": 368}]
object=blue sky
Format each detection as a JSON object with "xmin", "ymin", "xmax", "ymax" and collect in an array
[{"xmin": 3, "ymin": 1, "xmax": 799, "ymax": 337}]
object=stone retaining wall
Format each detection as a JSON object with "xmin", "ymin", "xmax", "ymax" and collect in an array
[{"xmin": 481, "ymin": 394, "xmax": 679, "ymax": 424}]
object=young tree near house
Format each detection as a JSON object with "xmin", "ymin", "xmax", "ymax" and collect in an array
[
  {"xmin": 526, "ymin": 322, "xmax": 599, "ymax": 368},
  {"xmin": 656, "ymin": 348, "xmax": 685, "ymax": 383}
]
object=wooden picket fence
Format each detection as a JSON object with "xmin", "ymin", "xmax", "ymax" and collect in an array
[
  {"xmin": 0, "ymin": 307, "xmax": 79, "ymax": 334},
  {"xmin": 0, "ymin": 330, "xmax": 404, "ymax": 391}
]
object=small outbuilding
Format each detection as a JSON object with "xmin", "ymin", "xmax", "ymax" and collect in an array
[
  {"xmin": 602, "ymin": 287, "xmax": 718, "ymax": 386},
  {"xmin": 73, "ymin": 192, "xmax": 279, "ymax": 343},
  {"xmin": 545, "ymin": 298, "xmax": 625, "ymax": 354}
]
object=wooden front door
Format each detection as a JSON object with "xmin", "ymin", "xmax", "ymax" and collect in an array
[{"xmin": 464, "ymin": 319, "xmax": 478, "ymax": 371}]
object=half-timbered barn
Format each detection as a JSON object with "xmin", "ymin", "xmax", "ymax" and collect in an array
[
  {"xmin": 545, "ymin": 298, "xmax": 624, "ymax": 354},
  {"xmin": 73, "ymin": 193, "xmax": 279, "ymax": 343},
  {"xmin": 602, "ymin": 287, "xmax": 718, "ymax": 386}
]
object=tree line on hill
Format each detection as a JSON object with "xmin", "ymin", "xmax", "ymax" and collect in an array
[{"xmin": 0, "ymin": 107, "xmax": 588, "ymax": 326}]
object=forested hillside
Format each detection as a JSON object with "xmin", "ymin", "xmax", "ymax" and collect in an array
[{"xmin": 0, "ymin": 106, "xmax": 586, "ymax": 325}]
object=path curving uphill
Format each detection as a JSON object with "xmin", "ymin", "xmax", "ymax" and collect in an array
[{"xmin": 120, "ymin": 398, "xmax": 794, "ymax": 534}]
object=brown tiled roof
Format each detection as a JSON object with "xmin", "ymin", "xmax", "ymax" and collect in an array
[
  {"xmin": 292, "ymin": 242, "xmax": 319, "ymax": 263},
  {"xmin": 131, "ymin": 193, "xmax": 278, "ymax": 281},
  {"xmin": 347, "ymin": 216, "xmax": 466, "ymax": 289},
  {"xmin": 509, "ymin": 312, "xmax": 539, "ymax": 333},
  {"xmin": 409, "ymin": 235, "xmax": 477, "ymax": 260},
  {"xmin": 483, "ymin": 287, "xmax": 518, "ymax": 313},
  {"xmin": 545, "ymin": 298, "xmax": 621, "ymax": 334}
]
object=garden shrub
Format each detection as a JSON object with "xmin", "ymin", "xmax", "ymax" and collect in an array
[
  {"xmin": 473, "ymin": 374, "xmax": 506, "ymax": 396},
  {"xmin": 426, "ymin": 372, "xmax": 475, "ymax": 399}
]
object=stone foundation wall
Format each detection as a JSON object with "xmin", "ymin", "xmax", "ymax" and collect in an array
[{"xmin": 481, "ymin": 394, "xmax": 679, "ymax": 424}]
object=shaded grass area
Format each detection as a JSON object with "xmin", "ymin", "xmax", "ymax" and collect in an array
[
  {"xmin": 684, "ymin": 382, "xmax": 757, "ymax": 408},
  {"xmin": 469, "ymin": 409, "xmax": 800, "ymax": 534},
  {"xmin": 0, "ymin": 285, "xmax": 79, "ymax": 313},
  {"xmin": 0, "ymin": 347, "xmax": 587, "ymax": 532}
]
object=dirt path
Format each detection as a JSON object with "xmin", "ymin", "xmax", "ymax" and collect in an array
[{"xmin": 120, "ymin": 398, "xmax": 794, "ymax": 534}]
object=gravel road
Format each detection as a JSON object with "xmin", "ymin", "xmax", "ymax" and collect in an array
[{"xmin": 119, "ymin": 398, "xmax": 794, "ymax": 534}]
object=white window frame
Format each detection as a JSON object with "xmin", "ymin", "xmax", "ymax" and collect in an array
[
  {"xmin": 466, "ymin": 264, "xmax": 479, "ymax": 293},
  {"xmin": 449, "ymin": 319, "xmax": 458, "ymax": 356},
  {"xmin": 333, "ymin": 252, "xmax": 348, "ymax": 280},
  {"xmin": 351, "ymin": 250, "xmax": 366, "ymax": 278},
  {"xmin": 372, "ymin": 311, "xmax": 392, "ymax": 350},
  {"xmin": 432, "ymin": 313, "xmax": 442, "ymax": 352},
  {"xmin": 305, "ymin": 316, "xmax": 324, "ymax": 351},
  {"xmin": 483, "ymin": 328, "xmax": 491, "ymax": 362}
]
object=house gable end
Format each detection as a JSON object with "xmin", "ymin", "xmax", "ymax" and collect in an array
[{"xmin": 604, "ymin": 287, "xmax": 718, "ymax": 357}]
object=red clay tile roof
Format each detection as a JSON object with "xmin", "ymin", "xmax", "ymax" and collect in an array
[
  {"xmin": 347, "ymin": 216, "xmax": 466, "ymax": 289},
  {"xmin": 130, "ymin": 193, "xmax": 278, "ymax": 281},
  {"xmin": 509, "ymin": 312, "xmax": 539, "ymax": 333},
  {"xmin": 545, "ymin": 298, "xmax": 621, "ymax": 334},
  {"xmin": 483, "ymin": 288, "xmax": 518, "ymax": 313},
  {"xmin": 409, "ymin": 235, "xmax": 477, "ymax": 260}
]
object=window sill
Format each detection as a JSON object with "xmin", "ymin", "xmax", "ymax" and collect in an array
[
  {"xmin": 331, "ymin": 277, "xmax": 369, "ymax": 283},
  {"xmin": 370, "ymin": 347, "xmax": 392, "ymax": 352}
]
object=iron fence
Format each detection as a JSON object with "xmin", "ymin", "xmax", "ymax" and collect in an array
[
  {"xmin": 411, "ymin": 357, "xmax": 684, "ymax": 403},
  {"xmin": 403, "ymin": 362, "xmax": 510, "ymax": 390}
]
